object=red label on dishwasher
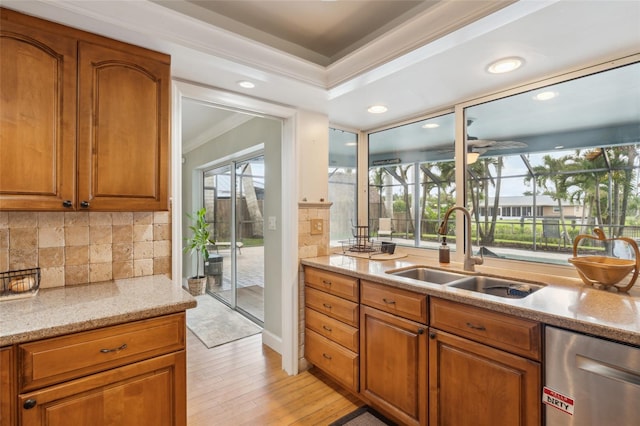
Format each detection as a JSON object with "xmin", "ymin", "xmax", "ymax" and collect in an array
[{"xmin": 542, "ymin": 386, "xmax": 574, "ymax": 415}]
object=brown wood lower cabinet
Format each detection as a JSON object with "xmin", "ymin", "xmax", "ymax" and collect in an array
[
  {"xmin": 1, "ymin": 347, "xmax": 16, "ymax": 426},
  {"xmin": 429, "ymin": 298, "xmax": 541, "ymax": 426},
  {"xmin": 360, "ymin": 306, "xmax": 428, "ymax": 426},
  {"xmin": 2, "ymin": 313, "xmax": 187, "ymax": 426},
  {"xmin": 303, "ymin": 269, "xmax": 543, "ymax": 426},
  {"xmin": 428, "ymin": 329, "xmax": 540, "ymax": 426},
  {"xmin": 18, "ymin": 352, "xmax": 185, "ymax": 426}
]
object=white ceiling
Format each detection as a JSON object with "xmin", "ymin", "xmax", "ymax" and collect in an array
[{"xmin": 3, "ymin": 0, "xmax": 639, "ymax": 135}]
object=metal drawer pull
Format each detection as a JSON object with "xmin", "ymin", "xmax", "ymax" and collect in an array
[
  {"xmin": 322, "ymin": 280, "xmax": 332, "ymax": 286},
  {"xmin": 382, "ymin": 298, "xmax": 396, "ymax": 304},
  {"xmin": 23, "ymin": 399, "xmax": 37, "ymax": 410},
  {"xmin": 466, "ymin": 322, "xmax": 486, "ymax": 331},
  {"xmin": 323, "ymin": 303, "xmax": 332, "ymax": 309},
  {"xmin": 576, "ymin": 354, "xmax": 640, "ymax": 386},
  {"xmin": 322, "ymin": 325, "xmax": 332, "ymax": 332},
  {"xmin": 100, "ymin": 343, "xmax": 128, "ymax": 353},
  {"xmin": 322, "ymin": 353, "xmax": 332, "ymax": 360}
]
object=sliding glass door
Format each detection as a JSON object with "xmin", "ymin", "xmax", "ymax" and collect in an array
[
  {"xmin": 235, "ymin": 156, "xmax": 264, "ymax": 323},
  {"xmin": 203, "ymin": 155, "xmax": 265, "ymax": 325}
]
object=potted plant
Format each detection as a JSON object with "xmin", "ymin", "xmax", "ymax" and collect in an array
[{"xmin": 183, "ymin": 207, "xmax": 214, "ymax": 295}]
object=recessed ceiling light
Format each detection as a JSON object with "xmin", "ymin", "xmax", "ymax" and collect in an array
[
  {"xmin": 533, "ymin": 91, "xmax": 558, "ymax": 101},
  {"xmin": 367, "ymin": 105, "xmax": 388, "ymax": 114},
  {"xmin": 237, "ymin": 80, "xmax": 255, "ymax": 89},
  {"xmin": 422, "ymin": 123, "xmax": 440, "ymax": 129},
  {"xmin": 487, "ymin": 57, "xmax": 524, "ymax": 74}
]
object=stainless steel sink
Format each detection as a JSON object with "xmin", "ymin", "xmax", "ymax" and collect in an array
[
  {"xmin": 388, "ymin": 267, "xmax": 467, "ymax": 284},
  {"xmin": 447, "ymin": 275, "xmax": 545, "ymax": 299}
]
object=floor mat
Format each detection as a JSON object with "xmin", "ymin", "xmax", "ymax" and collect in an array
[
  {"xmin": 329, "ymin": 406, "xmax": 396, "ymax": 426},
  {"xmin": 186, "ymin": 295, "xmax": 262, "ymax": 348}
]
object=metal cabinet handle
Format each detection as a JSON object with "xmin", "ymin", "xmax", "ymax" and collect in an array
[
  {"xmin": 322, "ymin": 353, "xmax": 332, "ymax": 360},
  {"xmin": 322, "ymin": 325, "xmax": 332, "ymax": 332},
  {"xmin": 100, "ymin": 343, "xmax": 128, "ymax": 353},
  {"xmin": 23, "ymin": 399, "xmax": 37, "ymax": 410},
  {"xmin": 382, "ymin": 298, "xmax": 396, "ymax": 304},
  {"xmin": 466, "ymin": 322, "xmax": 486, "ymax": 331},
  {"xmin": 80, "ymin": 201, "xmax": 90, "ymax": 208},
  {"xmin": 62, "ymin": 200, "xmax": 73, "ymax": 208},
  {"xmin": 417, "ymin": 328, "xmax": 425, "ymax": 335},
  {"xmin": 322, "ymin": 280, "xmax": 332, "ymax": 286},
  {"xmin": 429, "ymin": 331, "xmax": 437, "ymax": 339},
  {"xmin": 322, "ymin": 303, "xmax": 332, "ymax": 309}
]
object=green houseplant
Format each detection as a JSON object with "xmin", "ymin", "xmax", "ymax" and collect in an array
[{"xmin": 183, "ymin": 207, "xmax": 214, "ymax": 295}]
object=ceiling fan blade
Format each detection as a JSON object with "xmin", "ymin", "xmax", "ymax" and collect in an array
[{"xmin": 467, "ymin": 139, "xmax": 527, "ymax": 150}]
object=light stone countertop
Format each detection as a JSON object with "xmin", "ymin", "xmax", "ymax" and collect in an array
[
  {"xmin": 301, "ymin": 254, "xmax": 640, "ymax": 346},
  {"xmin": 0, "ymin": 275, "xmax": 197, "ymax": 346}
]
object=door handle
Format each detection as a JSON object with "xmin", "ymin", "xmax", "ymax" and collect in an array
[{"xmin": 576, "ymin": 354, "xmax": 640, "ymax": 386}]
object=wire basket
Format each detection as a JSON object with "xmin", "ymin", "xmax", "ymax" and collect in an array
[{"xmin": 1, "ymin": 267, "xmax": 41, "ymax": 301}]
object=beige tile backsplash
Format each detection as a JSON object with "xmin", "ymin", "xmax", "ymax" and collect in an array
[{"xmin": 0, "ymin": 211, "xmax": 172, "ymax": 288}]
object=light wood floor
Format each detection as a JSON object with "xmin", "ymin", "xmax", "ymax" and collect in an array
[{"xmin": 187, "ymin": 330, "xmax": 363, "ymax": 425}]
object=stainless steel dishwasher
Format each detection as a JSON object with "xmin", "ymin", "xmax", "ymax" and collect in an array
[{"xmin": 544, "ymin": 326, "xmax": 640, "ymax": 425}]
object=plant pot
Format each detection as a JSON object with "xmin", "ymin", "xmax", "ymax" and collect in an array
[{"xmin": 187, "ymin": 277, "xmax": 206, "ymax": 296}]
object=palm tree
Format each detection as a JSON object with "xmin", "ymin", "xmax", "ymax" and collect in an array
[
  {"xmin": 526, "ymin": 154, "xmax": 573, "ymax": 244},
  {"xmin": 467, "ymin": 156, "xmax": 502, "ymax": 245},
  {"xmin": 385, "ymin": 165, "xmax": 415, "ymax": 236}
]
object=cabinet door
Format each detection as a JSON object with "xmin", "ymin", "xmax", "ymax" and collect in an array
[
  {"xmin": 1, "ymin": 346, "xmax": 16, "ymax": 426},
  {"xmin": 19, "ymin": 351, "xmax": 186, "ymax": 426},
  {"xmin": 0, "ymin": 11, "xmax": 77, "ymax": 211},
  {"xmin": 77, "ymin": 40, "xmax": 170, "ymax": 211},
  {"xmin": 429, "ymin": 329, "xmax": 540, "ymax": 426},
  {"xmin": 360, "ymin": 306, "xmax": 427, "ymax": 426}
]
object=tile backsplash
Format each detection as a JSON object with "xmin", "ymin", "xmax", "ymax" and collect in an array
[{"xmin": 0, "ymin": 211, "xmax": 171, "ymax": 288}]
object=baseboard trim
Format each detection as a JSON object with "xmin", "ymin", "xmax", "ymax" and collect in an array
[{"xmin": 262, "ymin": 329, "xmax": 282, "ymax": 355}]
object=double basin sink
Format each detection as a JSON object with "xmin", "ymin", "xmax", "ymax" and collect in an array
[{"xmin": 388, "ymin": 267, "xmax": 545, "ymax": 299}]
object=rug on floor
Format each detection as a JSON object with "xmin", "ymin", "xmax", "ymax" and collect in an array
[
  {"xmin": 329, "ymin": 406, "xmax": 396, "ymax": 426},
  {"xmin": 186, "ymin": 295, "xmax": 262, "ymax": 348}
]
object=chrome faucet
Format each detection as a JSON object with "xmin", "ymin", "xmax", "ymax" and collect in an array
[{"xmin": 438, "ymin": 206, "xmax": 483, "ymax": 272}]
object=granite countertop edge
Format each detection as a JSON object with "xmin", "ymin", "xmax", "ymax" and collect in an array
[
  {"xmin": 301, "ymin": 255, "xmax": 640, "ymax": 346},
  {"xmin": 0, "ymin": 275, "xmax": 197, "ymax": 346}
]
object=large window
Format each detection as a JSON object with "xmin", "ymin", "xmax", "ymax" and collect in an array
[
  {"xmin": 329, "ymin": 128, "xmax": 358, "ymax": 242},
  {"xmin": 464, "ymin": 60, "xmax": 640, "ymax": 265},
  {"xmin": 368, "ymin": 113, "xmax": 456, "ymax": 248}
]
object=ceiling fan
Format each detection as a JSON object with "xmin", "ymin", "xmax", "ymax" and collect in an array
[
  {"xmin": 465, "ymin": 118, "xmax": 527, "ymax": 163},
  {"xmin": 425, "ymin": 118, "xmax": 528, "ymax": 161}
]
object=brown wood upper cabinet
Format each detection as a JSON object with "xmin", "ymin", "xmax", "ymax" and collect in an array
[{"xmin": 0, "ymin": 8, "xmax": 170, "ymax": 211}]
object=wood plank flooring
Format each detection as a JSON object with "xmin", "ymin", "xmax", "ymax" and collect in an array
[{"xmin": 187, "ymin": 330, "xmax": 363, "ymax": 425}]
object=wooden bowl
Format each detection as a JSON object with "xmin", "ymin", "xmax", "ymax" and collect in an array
[{"xmin": 568, "ymin": 256, "xmax": 636, "ymax": 286}]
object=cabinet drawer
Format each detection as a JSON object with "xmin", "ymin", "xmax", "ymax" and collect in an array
[
  {"xmin": 360, "ymin": 280, "xmax": 427, "ymax": 324},
  {"xmin": 304, "ymin": 267, "xmax": 359, "ymax": 302},
  {"xmin": 305, "ymin": 329, "xmax": 358, "ymax": 393},
  {"xmin": 305, "ymin": 287, "xmax": 359, "ymax": 327},
  {"xmin": 18, "ymin": 313, "xmax": 185, "ymax": 392},
  {"xmin": 305, "ymin": 307, "xmax": 359, "ymax": 352},
  {"xmin": 430, "ymin": 298, "xmax": 541, "ymax": 360}
]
